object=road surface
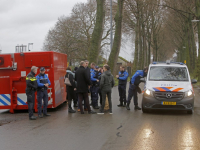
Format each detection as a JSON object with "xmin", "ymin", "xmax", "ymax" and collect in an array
[{"xmin": 1, "ymin": 84, "xmax": 200, "ymax": 150}]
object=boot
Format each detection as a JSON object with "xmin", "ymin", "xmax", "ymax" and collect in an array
[
  {"xmin": 68, "ymin": 108, "xmax": 76, "ymax": 113},
  {"xmin": 126, "ymin": 103, "xmax": 130, "ymax": 110},
  {"xmin": 29, "ymin": 116, "xmax": 37, "ymax": 120},
  {"xmin": 135, "ymin": 105, "xmax": 141, "ymax": 110},
  {"xmin": 88, "ymin": 110, "xmax": 97, "ymax": 114},
  {"xmin": 117, "ymin": 101, "xmax": 123, "ymax": 107},
  {"xmin": 94, "ymin": 106, "xmax": 100, "ymax": 109}
]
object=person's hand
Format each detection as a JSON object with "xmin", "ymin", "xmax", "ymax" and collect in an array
[
  {"xmin": 45, "ymin": 84, "xmax": 49, "ymax": 87},
  {"xmin": 97, "ymin": 79, "xmax": 99, "ymax": 82},
  {"xmin": 116, "ymin": 75, "xmax": 119, "ymax": 78},
  {"xmin": 74, "ymin": 88, "xmax": 77, "ymax": 91}
]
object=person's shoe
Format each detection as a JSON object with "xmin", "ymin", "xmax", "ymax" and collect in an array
[
  {"xmin": 44, "ymin": 114, "xmax": 51, "ymax": 116},
  {"xmin": 84, "ymin": 108, "xmax": 88, "ymax": 111},
  {"xmin": 74, "ymin": 104, "xmax": 78, "ymax": 107},
  {"xmin": 109, "ymin": 111, "xmax": 113, "ymax": 114},
  {"xmin": 78, "ymin": 109, "xmax": 80, "ymax": 112},
  {"xmin": 88, "ymin": 110, "xmax": 97, "ymax": 114},
  {"xmin": 38, "ymin": 114, "xmax": 43, "ymax": 118},
  {"xmin": 81, "ymin": 112, "xmax": 84, "ymax": 114},
  {"xmin": 97, "ymin": 111, "xmax": 104, "ymax": 115},
  {"xmin": 94, "ymin": 106, "xmax": 100, "ymax": 109},
  {"xmin": 135, "ymin": 105, "xmax": 141, "ymax": 110},
  {"xmin": 68, "ymin": 108, "xmax": 76, "ymax": 113},
  {"xmin": 117, "ymin": 102, "xmax": 123, "ymax": 107},
  {"xmin": 126, "ymin": 103, "xmax": 130, "ymax": 110},
  {"xmin": 29, "ymin": 116, "xmax": 37, "ymax": 120}
]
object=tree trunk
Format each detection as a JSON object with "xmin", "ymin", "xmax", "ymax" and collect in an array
[
  {"xmin": 108, "ymin": 0, "xmax": 124, "ymax": 75},
  {"xmin": 132, "ymin": 18, "xmax": 139, "ymax": 74},
  {"xmin": 88, "ymin": 0, "xmax": 105, "ymax": 63}
]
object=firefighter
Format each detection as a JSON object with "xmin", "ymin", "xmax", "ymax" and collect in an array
[
  {"xmin": 26, "ymin": 66, "xmax": 38, "ymax": 120},
  {"xmin": 116, "ymin": 66, "xmax": 129, "ymax": 107},
  {"xmin": 126, "ymin": 67, "xmax": 148, "ymax": 110},
  {"xmin": 90, "ymin": 66, "xmax": 100, "ymax": 109},
  {"xmin": 36, "ymin": 67, "xmax": 51, "ymax": 118}
]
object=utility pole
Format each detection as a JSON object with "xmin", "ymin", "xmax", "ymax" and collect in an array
[{"xmin": 28, "ymin": 43, "xmax": 33, "ymax": 51}]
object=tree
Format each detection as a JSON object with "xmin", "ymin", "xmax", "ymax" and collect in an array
[
  {"xmin": 88, "ymin": 0, "xmax": 106, "ymax": 63},
  {"xmin": 108, "ymin": 0, "xmax": 125, "ymax": 75}
]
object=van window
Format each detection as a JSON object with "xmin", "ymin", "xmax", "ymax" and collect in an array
[{"xmin": 149, "ymin": 66, "xmax": 189, "ymax": 81}]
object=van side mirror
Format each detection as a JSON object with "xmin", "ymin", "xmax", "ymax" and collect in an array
[{"xmin": 191, "ymin": 79, "xmax": 197, "ymax": 84}]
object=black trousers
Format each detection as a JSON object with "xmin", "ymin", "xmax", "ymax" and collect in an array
[
  {"xmin": 26, "ymin": 91, "xmax": 35, "ymax": 118},
  {"xmin": 37, "ymin": 90, "xmax": 48, "ymax": 115},
  {"xmin": 127, "ymin": 84, "xmax": 141, "ymax": 105},
  {"xmin": 100, "ymin": 90, "xmax": 112, "ymax": 112},
  {"xmin": 78, "ymin": 93, "xmax": 91, "ymax": 113},
  {"xmin": 118, "ymin": 84, "xmax": 126, "ymax": 103}
]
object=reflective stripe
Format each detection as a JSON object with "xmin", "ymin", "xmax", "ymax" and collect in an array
[{"xmin": 26, "ymin": 77, "xmax": 37, "ymax": 81}]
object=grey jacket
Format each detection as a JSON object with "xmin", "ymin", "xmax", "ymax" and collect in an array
[{"xmin": 100, "ymin": 70, "xmax": 115, "ymax": 91}]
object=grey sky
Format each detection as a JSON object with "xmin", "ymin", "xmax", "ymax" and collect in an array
[{"xmin": 0, "ymin": 0, "xmax": 132, "ymax": 61}]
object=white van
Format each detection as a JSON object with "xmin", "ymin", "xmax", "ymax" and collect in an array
[{"xmin": 142, "ymin": 61, "xmax": 197, "ymax": 114}]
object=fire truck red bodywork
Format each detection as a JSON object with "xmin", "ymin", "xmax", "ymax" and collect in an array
[{"xmin": 0, "ymin": 51, "xmax": 67, "ymax": 113}]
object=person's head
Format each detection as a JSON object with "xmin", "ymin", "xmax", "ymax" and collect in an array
[
  {"xmin": 103, "ymin": 65, "xmax": 110, "ymax": 72},
  {"xmin": 120, "ymin": 66, "xmax": 125, "ymax": 72},
  {"xmin": 80, "ymin": 61, "xmax": 86, "ymax": 67},
  {"xmin": 90, "ymin": 62, "xmax": 95, "ymax": 69},
  {"xmin": 66, "ymin": 66, "xmax": 72, "ymax": 71},
  {"xmin": 143, "ymin": 67, "xmax": 148, "ymax": 77},
  {"xmin": 74, "ymin": 67, "xmax": 78, "ymax": 72},
  {"xmin": 31, "ymin": 66, "xmax": 38, "ymax": 74},
  {"xmin": 100, "ymin": 68, "xmax": 104, "ymax": 73},
  {"xmin": 40, "ymin": 67, "xmax": 45, "ymax": 74},
  {"xmin": 85, "ymin": 60, "xmax": 89, "ymax": 67},
  {"xmin": 95, "ymin": 66, "xmax": 99, "ymax": 71}
]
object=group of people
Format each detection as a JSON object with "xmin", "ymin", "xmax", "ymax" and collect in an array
[
  {"xmin": 26, "ymin": 60, "xmax": 148, "ymax": 120},
  {"xmin": 26, "ymin": 66, "xmax": 51, "ymax": 120},
  {"xmin": 116, "ymin": 66, "xmax": 148, "ymax": 110},
  {"xmin": 65, "ymin": 60, "xmax": 115, "ymax": 114}
]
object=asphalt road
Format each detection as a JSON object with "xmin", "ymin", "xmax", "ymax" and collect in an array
[{"xmin": 1, "ymin": 84, "xmax": 200, "ymax": 150}]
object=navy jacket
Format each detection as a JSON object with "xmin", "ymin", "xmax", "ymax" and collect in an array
[
  {"xmin": 118, "ymin": 71, "xmax": 128, "ymax": 85},
  {"xmin": 130, "ymin": 70, "xmax": 144, "ymax": 86}
]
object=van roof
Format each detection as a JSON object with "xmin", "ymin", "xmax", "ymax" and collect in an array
[{"xmin": 150, "ymin": 61, "xmax": 186, "ymax": 67}]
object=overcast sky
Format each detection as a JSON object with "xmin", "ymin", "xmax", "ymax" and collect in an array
[{"xmin": 0, "ymin": 0, "xmax": 133, "ymax": 61}]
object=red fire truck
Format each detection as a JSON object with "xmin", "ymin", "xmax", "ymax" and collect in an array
[{"xmin": 0, "ymin": 51, "xmax": 67, "ymax": 113}]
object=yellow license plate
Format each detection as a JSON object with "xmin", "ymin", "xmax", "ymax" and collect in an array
[{"xmin": 162, "ymin": 102, "xmax": 176, "ymax": 105}]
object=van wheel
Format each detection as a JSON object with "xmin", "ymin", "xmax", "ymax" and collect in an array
[
  {"xmin": 142, "ymin": 106, "xmax": 148, "ymax": 113},
  {"xmin": 187, "ymin": 110, "xmax": 193, "ymax": 114}
]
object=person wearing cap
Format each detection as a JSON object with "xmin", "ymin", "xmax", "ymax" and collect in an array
[
  {"xmin": 26, "ymin": 66, "xmax": 38, "ymax": 120},
  {"xmin": 90, "ymin": 66, "xmax": 101, "ymax": 109},
  {"xmin": 36, "ymin": 67, "xmax": 51, "ymax": 118},
  {"xmin": 126, "ymin": 67, "xmax": 148, "ymax": 111}
]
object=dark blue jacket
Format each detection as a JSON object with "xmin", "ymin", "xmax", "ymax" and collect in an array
[
  {"xmin": 91, "ymin": 70, "xmax": 99, "ymax": 82},
  {"xmin": 130, "ymin": 70, "xmax": 144, "ymax": 86},
  {"xmin": 90, "ymin": 68, "xmax": 94, "ymax": 73},
  {"xmin": 118, "ymin": 71, "xmax": 128, "ymax": 85},
  {"xmin": 36, "ymin": 73, "xmax": 51, "ymax": 90}
]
